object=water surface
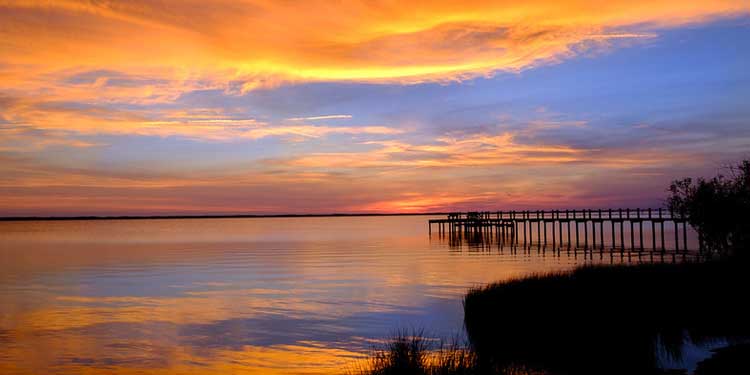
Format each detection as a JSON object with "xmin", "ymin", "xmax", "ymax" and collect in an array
[{"xmin": 0, "ymin": 216, "xmax": 682, "ymax": 374}]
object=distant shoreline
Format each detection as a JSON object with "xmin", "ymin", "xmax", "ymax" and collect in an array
[{"xmin": 0, "ymin": 212, "xmax": 450, "ymax": 222}]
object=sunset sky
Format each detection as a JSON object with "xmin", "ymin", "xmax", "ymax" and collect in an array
[{"xmin": 1, "ymin": 1, "xmax": 749, "ymax": 215}]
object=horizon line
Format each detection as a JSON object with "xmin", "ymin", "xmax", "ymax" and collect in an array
[
  {"xmin": 0, "ymin": 207, "xmax": 670, "ymax": 222},
  {"xmin": 0, "ymin": 212, "xmax": 450, "ymax": 222}
]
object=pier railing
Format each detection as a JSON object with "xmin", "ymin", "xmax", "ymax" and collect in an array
[{"xmin": 429, "ymin": 209, "xmax": 702, "ymax": 255}]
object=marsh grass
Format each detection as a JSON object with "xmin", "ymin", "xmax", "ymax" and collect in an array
[
  {"xmin": 349, "ymin": 331, "xmax": 485, "ymax": 375},
  {"xmin": 463, "ymin": 260, "xmax": 750, "ymax": 374},
  {"xmin": 355, "ymin": 260, "xmax": 749, "ymax": 374}
]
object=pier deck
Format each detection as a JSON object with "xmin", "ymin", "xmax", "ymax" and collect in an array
[{"xmin": 429, "ymin": 209, "xmax": 701, "ymax": 254}]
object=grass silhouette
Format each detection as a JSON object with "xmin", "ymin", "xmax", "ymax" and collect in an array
[
  {"xmin": 354, "ymin": 260, "xmax": 749, "ymax": 374},
  {"xmin": 349, "ymin": 331, "xmax": 485, "ymax": 375}
]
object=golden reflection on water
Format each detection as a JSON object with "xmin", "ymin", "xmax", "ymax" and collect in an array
[{"xmin": 0, "ymin": 216, "xmax": 644, "ymax": 374}]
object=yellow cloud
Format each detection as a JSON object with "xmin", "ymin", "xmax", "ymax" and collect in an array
[{"xmin": 0, "ymin": 0, "xmax": 747, "ymax": 102}]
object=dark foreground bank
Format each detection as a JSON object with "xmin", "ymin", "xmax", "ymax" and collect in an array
[
  {"xmin": 464, "ymin": 260, "xmax": 750, "ymax": 374},
  {"xmin": 355, "ymin": 260, "xmax": 750, "ymax": 375}
]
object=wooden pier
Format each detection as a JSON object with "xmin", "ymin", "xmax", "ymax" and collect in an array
[{"xmin": 429, "ymin": 209, "xmax": 703, "ymax": 256}]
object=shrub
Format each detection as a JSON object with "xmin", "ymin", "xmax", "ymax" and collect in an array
[{"xmin": 667, "ymin": 160, "xmax": 750, "ymax": 257}]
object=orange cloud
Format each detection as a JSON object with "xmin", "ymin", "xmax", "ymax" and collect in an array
[
  {"xmin": 281, "ymin": 132, "xmax": 589, "ymax": 169},
  {"xmin": 356, "ymin": 192, "xmax": 501, "ymax": 213},
  {"xmin": 0, "ymin": 96, "xmax": 401, "ymax": 141},
  {"xmin": 0, "ymin": 0, "xmax": 747, "ymax": 103}
]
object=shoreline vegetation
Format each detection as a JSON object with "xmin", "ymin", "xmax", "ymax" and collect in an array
[
  {"xmin": 354, "ymin": 161, "xmax": 750, "ymax": 374},
  {"xmin": 354, "ymin": 260, "xmax": 750, "ymax": 375},
  {"xmin": 464, "ymin": 260, "xmax": 749, "ymax": 374}
]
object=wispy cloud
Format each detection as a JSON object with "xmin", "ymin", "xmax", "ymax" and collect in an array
[
  {"xmin": 0, "ymin": 96, "xmax": 399, "ymax": 141},
  {"xmin": 286, "ymin": 115, "xmax": 352, "ymax": 121},
  {"xmin": 0, "ymin": 127, "xmax": 102, "ymax": 152}
]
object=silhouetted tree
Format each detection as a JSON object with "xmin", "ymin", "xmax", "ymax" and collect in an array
[{"xmin": 667, "ymin": 160, "xmax": 750, "ymax": 257}]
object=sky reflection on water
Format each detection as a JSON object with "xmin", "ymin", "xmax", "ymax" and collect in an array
[{"xmin": 0, "ymin": 216, "xmax": 671, "ymax": 374}]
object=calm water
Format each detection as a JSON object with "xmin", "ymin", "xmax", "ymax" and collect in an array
[{"xmin": 0, "ymin": 216, "xmax": 692, "ymax": 374}]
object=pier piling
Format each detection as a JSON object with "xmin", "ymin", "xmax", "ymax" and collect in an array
[{"xmin": 428, "ymin": 208, "xmax": 701, "ymax": 258}]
